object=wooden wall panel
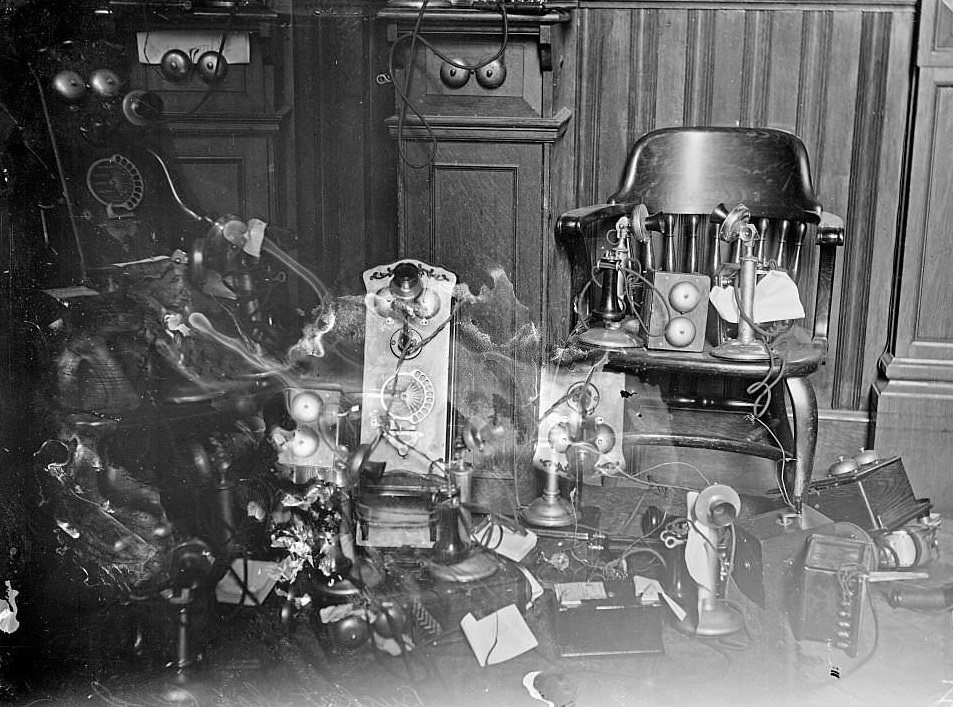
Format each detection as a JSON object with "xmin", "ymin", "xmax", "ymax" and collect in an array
[
  {"xmin": 166, "ymin": 123, "xmax": 281, "ymax": 222},
  {"xmin": 291, "ymin": 0, "xmax": 397, "ymax": 300},
  {"xmin": 398, "ymin": 141, "xmax": 546, "ymax": 322},
  {"xmin": 889, "ymin": 68, "xmax": 953, "ymax": 368},
  {"xmin": 571, "ymin": 1, "xmax": 915, "ymax": 413},
  {"xmin": 915, "ymin": 86, "xmax": 953, "ymax": 342}
]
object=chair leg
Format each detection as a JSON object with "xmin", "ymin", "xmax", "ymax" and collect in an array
[{"xmin": 785, "ymin": 376, "xmax": 818, "ymax": 514}]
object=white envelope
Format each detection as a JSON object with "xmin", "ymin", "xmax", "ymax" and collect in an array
[{"xmin": 460, "ymin": 604, "xmax": 538, "ymax": 666}]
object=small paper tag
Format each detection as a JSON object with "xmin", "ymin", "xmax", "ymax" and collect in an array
[
  {"xmin": 245, "ymin": 218, "xmax": 266, "ymax": 258},
  {"xmin": 633, "ymin": 575, "xmax": 661, "ymax": 604},
  {"xmin": 554, "ymin": 581, "xmax": 607, "ymax": 607},
  {"xmin": 660, "ymin": 590, "xmax": 688, "ymax": 622},
  {"xmin": 632, "ymin": 575, "xmax": 686, "ymax": 620},
  {"xmin": 516, "ymin": 565, "xmax": 544, "ymax": 609}
]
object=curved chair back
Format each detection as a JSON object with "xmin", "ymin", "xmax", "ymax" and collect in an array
[{"xmin": 610, "ymin": 127, "xmax": 823, "ymax": 282}]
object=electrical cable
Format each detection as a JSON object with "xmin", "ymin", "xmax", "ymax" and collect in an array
[
  {"xmin": 30, "ymin": 65, "xmax": 87, "ymax": 283},
  {"xmin": 139, "ymin": 12, "xmax": 235, "ymax": 121},
  {"xmin": 389, "ymin": 1, "xmax": 509, "ymax": 169},
  {"xmin": 607, "ymin": 466, "xmax": 701, "ymax": 494},
  {"xmin": 0, "ymin": 98, "xmax": 54, "ymax": 177},
  {"xmin": 744, "ymin": 411, "xmax": 795, "ymax": 510},
  {"xmin": 622, "ymin": 265, "xmax": 674, "ymax": 337},
  {"xmin": 619, "ymin": 492, "xmax": 645, "ymax": 534},
  {"xmin": 391, "ymin": 0, "xmax": 436, "ymax": 169}
]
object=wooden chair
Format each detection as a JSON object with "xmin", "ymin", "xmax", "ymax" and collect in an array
[{"xmin": 555, "ymin": 127, "xmax": 845, "ymax": 512}]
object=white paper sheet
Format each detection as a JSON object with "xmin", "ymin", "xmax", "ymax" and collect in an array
[
  {"xmin": 710, "ymin": 269, "xmax": 805, "ymax": 324},
  {"xmin": 632, "ymin": 574, "xmax": 687, "ymax": 621},
  {"xmin": 460, "ymin": 604, "xmax": 538, "ymax": 666},
  {"xmin": 474, "ymin": 522, "xmax": 537, "ymax": 562}
]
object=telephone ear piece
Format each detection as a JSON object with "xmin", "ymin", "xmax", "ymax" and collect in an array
[
  {"xmin": 196, "ymin": 50, "xmax": 228, "ymax": 84},
  {"xmin": 89, "ymin": 69, "xmax": 123, "ymax": 98},
  {"xmin": 160, "ymin": 49, "xmax": 193, "ymax": 83},
  {"xmin": 122, "ymin": 90, "xmax": 164, "ymax": 126},
  {"xmin": 52, "ymin": 70, "xmax": 87, "ymax": 103},
  {"xmin": 693, "ymin": 484, "xmax": 741, "ymax": 528}
]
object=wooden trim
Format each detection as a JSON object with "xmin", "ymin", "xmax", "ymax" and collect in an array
[
  {"xmin": 579, "ymin": 0, "xmax": 914, "ymax": 10},
  {"xmin": 831, "ymin": 11, "xmax": 892, "ymax": 409},
  {"xmin": 165, "ymin": 111, "xmax": 288, "ymax": 134},
  {"xmin": 386, "ymin": 106, "xmax": 572, "ymax": 141},
  {"xmin": 880, "ymin": 352, "xmax": 953, "ymax": 383},
  {"xmin": 298, "ymin": 0, "xmax": 388, "ymax": 18},
  {"xmin": 378, "ymin": 8, "xmax": 572, "ymax": 31}
]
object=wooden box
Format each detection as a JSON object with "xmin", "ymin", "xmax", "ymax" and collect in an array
[
  {"xmin": 733, "ymin": 506, "xmax": 834, "ymax": 608},
  {"xmin": 804, "ymin": 456, "xmax": 931, "ymax": 531}
]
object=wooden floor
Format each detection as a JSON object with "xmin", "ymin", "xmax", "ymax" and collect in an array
[{"xmin": 6, "ymin": 487, "xmax": 953, "ymax": 707}]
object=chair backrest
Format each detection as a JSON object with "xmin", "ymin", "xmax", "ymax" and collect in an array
[{"xmin": 609, "ymin": 127, "xmax": 823, "ymax": 282}]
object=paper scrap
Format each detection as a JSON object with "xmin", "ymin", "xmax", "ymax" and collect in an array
[
  {"xmin": 460, "ymin": 604, "xmax": 537, "ymax": 666},
  {"xmin": 516, "ymin": 565, "xmax": 544, "ymax": 609},
  {"xmin": 319, "ymin": 604, "xmax": 360, "ymax": 624},
  {"xmin": 42, "ymin": 286, "xmax": 100, "ymax": 301},
  {"xmin": 474, "ymin": 522, "xmax": 537, "ymax": 562},
  {"xmin": 660, "ymin": 590, "xmax": 688, "ymax": 622},
  {"xmin": 685, "ymin": 522, "xmax": 715, "ymax": 593},
  {"xmin": 554, "ymin": 581, "xmax": 607, "ymax": 606},
  {"xmin": 523, "ymin": 672, "xmax": 553, "ymax": 707},
  {"xmin": 215, "ymin": 558, "xmax": 288, "ymax": 605},
  {"xmin": 709, "ymin": 269, "xmax": 805, "ymax": 324},
  {"xmin": 633, "ymin": 575, "xmax": 661, "ymax": 604},
  {"xmin": 632, "ymin": 575, "xmax": 687, "ymax": 621},
  {"xmin": 245, "ymin": 218, "xmax": 266, "ymax": 258},
  {"xmin": 0, "ymin": 581, "xmax": 19, "ymax": 634}
]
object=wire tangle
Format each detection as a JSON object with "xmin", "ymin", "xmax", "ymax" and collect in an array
[{"xmin": 389, "ymin": 0, "xmax": 509, "ymax": 169}]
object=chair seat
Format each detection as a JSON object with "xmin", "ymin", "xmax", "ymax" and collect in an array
[
  {"xmin": 566, "ymin": 325, "xmax": 824, "ymax": 378},
  {"xmin": 563, "ymin": 326, "xmax": 820, "ymax": 502},
  {"xmin": 620, "ymin": 407, "xmax": 786, "ymax": 461},
  {"xmin": 592, "ymin": 328, "xmax": 825, "ymax": 380}
]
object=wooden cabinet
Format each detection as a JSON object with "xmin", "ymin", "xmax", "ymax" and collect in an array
[
  {"xmin": 123, "ymin": 10, "xmax": 293, "ymax": 229},
  {"xmin": 379, "ymin": 8, "xmax": 575, "ymax": 510},
  {"xmin": 380, "ymin": 8, "xmax": 574, "ymax": 341},
  {"xmin": 873, "ymin": 0, "xmax": 953, "ymax": 512}
]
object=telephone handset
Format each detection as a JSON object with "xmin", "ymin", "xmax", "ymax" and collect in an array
[{"xmin": 360, "ymin": 260, "xmax": 457, "ymax": 476}]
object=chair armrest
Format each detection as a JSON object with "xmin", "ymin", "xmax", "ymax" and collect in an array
[
  {"xmin": 554, "ymin": 202, "xmax": 640, "ymax": 325},
  {"xmin": 816, "ymin": 211, "xmax": 845, "ymax": 246},
  {"xmin": 812, "ymin": 211, "xmax": 846, "ymax": 347},
  {"xmin": 554, "ymin": 202, "xmax": 639, "ymax": 245}
]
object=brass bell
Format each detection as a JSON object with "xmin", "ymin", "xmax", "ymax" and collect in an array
[{"xmin": 829, "ymin": 455, "xmax": 860, "ymax": 477}]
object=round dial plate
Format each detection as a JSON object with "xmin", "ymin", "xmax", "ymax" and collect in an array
[
  {"xmin": 379, "ymin": 369, "xmax": 435, "ymax": 424},
  {"xmin": 566, "ymin": 381, "xmax": 600, "ymax": 416},
  {"xmin": 86, "ymin": 153, "xmax": 144, "ymax": 214}
]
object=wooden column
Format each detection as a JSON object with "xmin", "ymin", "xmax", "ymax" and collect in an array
[{"xmin": 873, "ymin": 0, "xmax": 953, "ymax": 512}]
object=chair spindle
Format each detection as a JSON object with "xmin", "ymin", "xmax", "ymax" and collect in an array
[
  {"xmin": 790, "ymin": 222, "xmax": 807, "ymax": 279},
  {"xmin": 664, "ymin": 213, "xmax": 677, "ymax": 272},
  {"xmin": 686, "ymin": 214, "xmax": 700, "ymax": 273}
]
